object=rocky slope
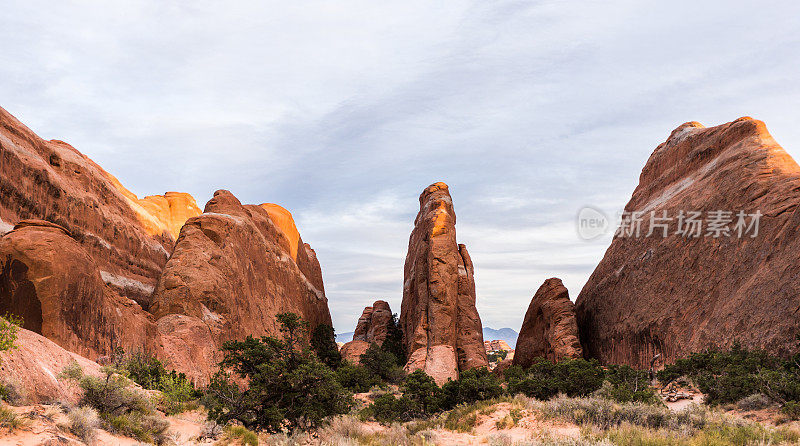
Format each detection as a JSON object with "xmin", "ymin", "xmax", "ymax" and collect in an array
[
  {"xmin": 513, "ymin": 278, "xmax": 582, "ymax": 368},
  {"xmin": 340, "ymin": 300, "xmax": 392, "ymax": 364},
  {"xmin": 576, "ymin": 117, "xmax": 800, "ymax": 368},
  {"xmin": 400, "ymin": 182, "xmax": 488, "ymax": 384}
]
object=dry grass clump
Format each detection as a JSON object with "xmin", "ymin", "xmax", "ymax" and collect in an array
[
  {"xmin": 0, "ymin": 404, "xmax": 24, "ymax": 431},
  {"xmin": 68, "ymin": 406, "xmax": 100, "ymax": 444},
  {"xmin": 736, "ymin": 393, "xmax": 775, "ymax": 411}
]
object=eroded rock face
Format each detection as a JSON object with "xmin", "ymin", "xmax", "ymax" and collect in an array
[
  {"xmin": 149, "ymin": 190, "xmax": 332, "ymax": 382},
  {"xmin": 485, "ymin": 340, "xmax": 512, "ymax": 352},
  {"xmin": 576, "ymin": 117, "xmax": 800, "ymax": 368},
  {"xmin": 513, "ymin": 278, "xmax": 582, "ymax": 368},
  {"xmin": 340, "ymin": 300, "xmax": 393, "ymax": 364},
  {"xmin": 0, "ymin": 220, "xmax": 152, "ymax": 359},
  {"xmin": 0, "ymin": 106, "xmax": 199, "ymax": 305},
  {"xmin": 400, "ymin": 182, "xmax": 488, "ymax": 384}
]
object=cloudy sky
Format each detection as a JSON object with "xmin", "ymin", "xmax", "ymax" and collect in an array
[{"xmin": 2, "ymin": 1, "xmax": 799, "ymax": 333}]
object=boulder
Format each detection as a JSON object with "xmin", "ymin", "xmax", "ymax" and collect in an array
[
  {"xmin": 513, "ymin": 278, "xmax": 582, "ymax": 368},
  {"xmin": 576, "ymin": 117, "xmax": 800, "ymax": 368},
  {"xmin": 340, "ymin": 300, "xmax": 393, "ymax": 365},
  {"xmin": 400, "ymin": 182, "xmax": 488, "ymax": 384}
]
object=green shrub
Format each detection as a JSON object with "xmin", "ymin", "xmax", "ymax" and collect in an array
[
  {"xmin": 658, "ymin": 343, "xmax": 800, "ymax": 407},
  {"xmin": 440, "ymin": 367, "xmax": 503, "ymax": 410},
  {"xmin": 508, "ymin": 358, "xmax": 605, "ymax": 400},
  {"xmin": 115, "ymin": 351, "xmax": 198, "ymax": 414},
  {"xmin": 381, "ymin": 313, "xmax": 407, "ymax": 366},
  {"xmin": 202, "ymin": 312, "xmax": 353, "ymax": 433},
  {"xmin": 600, "ymin": 365, "xmax": 661, "ymax": 404},
  {"xmin": 116, "ymin": 351, "xmax": 167, "ymax": 389},
  {"xmin": 362, "ymin": 393, "xmax": 419, "ymax": 423},
  {"xmin": 487, "ymin": 350, "xmax": 508, "ymax": 363},
  {"xmin": 310, "ymin": 323, "xmax": 341, "ymax": 370},
  {"xmin": 401, "ymin": 370, "xmax": 443, "ymax": 414},
  {"xmin": 781, "ymin": 401, "xmax": 800, "ymax": 420},
  {"xmin": 224, "ymin": 425, "xmax": 259, "ymax": 445},
  {"xmin": 0, "ymin": 313, "xmax": 22, "ymax": 359},
  {"xmin": 335, "ymin": 362, "xmax": 380, "ymax": 393},
  {"xmin": 0, "ymin": 380, "xmax": 23, "ymax": 405},
  {"xmin": 61, "ymin": 363, "xmax": 170, "ymax": 444},
  {"xmin": 157, "ymin": 372, "xmax": 198, "ymax": 415},
  {"xmin": 360, "ymin": 343, "xmax": 405, "ymax": 383}
]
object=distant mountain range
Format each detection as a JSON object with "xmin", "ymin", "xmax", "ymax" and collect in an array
[
  {"xmin": 482, "ymin": 327, "xmax": 518, "ymax": 348},
  {"xmin": 336, "ymin": 327, "xmax": 518, "ymax": 348}
]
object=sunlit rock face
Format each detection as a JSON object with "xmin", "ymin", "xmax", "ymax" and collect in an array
[
  {"xmin": 400, "ymin": 182, "xmax": 488, "ymax": 385},
  {"xmin": 149, "ymin": 190, "xmax": 333, "ymax": 383},
  {"xmin": 340, "ymin": 300, "xmax": 393, "ymax": 365},
  {"xmin": 576, "ymin": 117, "xmax": 800, "ymax": 368},
  {"xmin": 0, "ymin": 106, "xmax": 198, "ymax": 305},
  {"xmin": 513, "ymin": 278, "xmax": 582, "ymax": 369},
  {"xmin": 0, "ymin": 106, "xmax": 333, "ymax": 384}
]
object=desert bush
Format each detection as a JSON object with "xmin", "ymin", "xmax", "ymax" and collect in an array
[
  {"xmin": 360, "ymin": 343, "xmax": 405, "ymax": 384},
  {"xmin": 487, "ymin": 350, "xmax": 508, "ymax": 363},
  {"xmin": 61, "ymin": 363, "xmax": 170, "ymax": 444},
  {"xmin": 156, "ymin": 372, "xmax": 198, "ymax": 415},
  {"xmin": 316, "ymin": 414, "xmax": 368, "ymax": 442},
  {"xmin": 363, "ymin": 393, "xmax": 419, "ymax": 423},
  {"xmin": 736, "ymin": 393, "xmax": 774, "ymax": 411},
  {"xmin": 600, "ymin": 365, "xmax": 661, "ymax": 404},
  {"xmin": 401, "ymin": 370, "xmax": 443, "ymax": 414},
  {"xmin": 440, "ymin": 367, "xmax": 503, "ymax": 409},
  {"xmin": 310, "ymin": 323, "xmax": 342, "ymax": 370},
  {"xmin": 781, "ymin": 400, "xmax": 800, "ymax": 420},
  {"xmin": 116, "ymin": 351, "xmax": 167, "ymax": 389},
  {"xmin": 335, "ymin": 362, "xmax": 380, "ymax": 393},
  {"xmin": 202, "ymin": 313, "xmax": 353, "ymax": 433},
  {"xmin": 0, "ymin": 380, "xmax": 24, "ymax": 405},
  {"xmin": 507, "ymin": 358, "xmax": 605, "ymax": 400},
  {"xmin": 222, "ymin": 425, "xmax": 259, "ymax": 445},
  {"xmin": 68, "ymin": 406, "xmax": 100, "ymax": 444},
  {"xmin": 114, "ymin": 351, "xmax": 198, "ymax": 414}
]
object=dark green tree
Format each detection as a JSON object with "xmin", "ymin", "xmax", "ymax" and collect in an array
[
  {"xmin": 310, "ymin": 323, "xmax": 342, "ymax": 369},
  {"xmin": 203, "ymin": 313, "xmax": 353, "ymax": 432}
]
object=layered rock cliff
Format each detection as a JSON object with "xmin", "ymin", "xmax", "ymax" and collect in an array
[
  {"xmin": 576, "ymin": 117, "xmax": 800, "ymax": 368},
  {"xmin": 513, "ymin": 278, "xmax": 581, "ymax": 368},
  {"xmin": 0, "ymin": 106, "xmax": 200, "ymax": 308},
  {"xmin": 400, "ymin": 182, "xmax": 488, "ymax": 384}
]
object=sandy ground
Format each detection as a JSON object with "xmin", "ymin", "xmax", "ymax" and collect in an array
[{"xmin": 0, "ymin": 404, "xmax": 210, "ymax": 446}]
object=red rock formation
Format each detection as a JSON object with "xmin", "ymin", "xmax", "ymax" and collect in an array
[
  {"xmin": 0, "ymin": 106, "xmax": 199, "ymax": 306},
  {"xmin": 513, "ymin": 278, "xmax": 582, "ymax": 368},
  {"xmin": 400, "ymin": 182, "xmax": 488, "ymax": 384},
  {"xmin": 340, "ymin": 300, "xmax": 393, "ymax": 364},
  {"xmin": 576, "ymin": 117, "xmax": 800, "ymax": 368},
  {"xmin": 0, "ymin": 220, "xmax": 152, "ymax": 359},
  {"xmin": 149, "ymin": 190, "xmax": 332, "ymax": 382}
]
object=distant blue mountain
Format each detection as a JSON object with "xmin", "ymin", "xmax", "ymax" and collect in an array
[
  {"xmin": 335, "ymin": 331, "xmax": 354, "ymax": 343},
  {"xmin": 336, "ymin": 327, "xmax": 519, "ymax": 348},
  {"xmin": 482, "ymin": 327, "xmax": 518, "ymax": 348}
]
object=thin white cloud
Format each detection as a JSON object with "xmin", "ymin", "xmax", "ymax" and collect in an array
[{"xmin": 1, "ymin": 0, "xmax": 799, "ymax": 332}]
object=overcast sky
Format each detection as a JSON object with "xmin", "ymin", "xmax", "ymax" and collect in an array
[{"xmin": 2, "ymin": 1, "xmax": 799, "ymax": 333}]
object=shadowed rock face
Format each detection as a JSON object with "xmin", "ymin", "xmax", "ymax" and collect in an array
[
  {"xmin": 513, "ymin": 278, "xmax": 581, "ymax": 368},
  {"xmin": 400, "ymin": 182, "xmax": 488, "ymax": 384},
  {"xmin": 576, "ymin": 117, "xmax": 800, "ymax": 368},
  {"xmin": 0, "ymin": 106, "xmax": 200, "ymax": 306},
  {"xmin": 0, "ymin": 220, "xmax": 152, "ymax": 359},
  {"xmin": 340, "ymin": 300, "xmax": 392, "ymax": 364},
  {"xmin": 149, "ymin": 190, "xmax": 332, "ymax": 382}
]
